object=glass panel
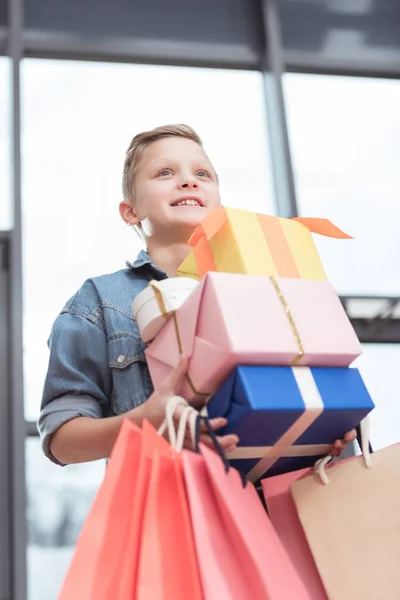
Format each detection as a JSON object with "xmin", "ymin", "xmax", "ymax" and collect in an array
[
  {"xmin": 22, "ymin": 58, "xmax": 274, "ymax": 420},
  {"xmin": 284, "ymin": 74, "xmax": 400, "ymax": 296},
  {"xmin": 0, "ymin": 57, "xmax": 12, "ymax": 229},
  {"xmin": 355, "ymin": 343, "xmax": 400, "ymax": 451},
  {"xmin": 26, "ymin": 437, "xmax": 104, "ymax": 600}
]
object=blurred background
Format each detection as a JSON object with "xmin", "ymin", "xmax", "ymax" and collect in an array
[{"xmin": 1, "ymin": 0, "xmax": 399, "ymax": 598}]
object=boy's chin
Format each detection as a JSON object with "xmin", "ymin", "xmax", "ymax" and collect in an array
[{"xmin": 171, "ymin": 211, "xmax": 206, "ymax": 228}]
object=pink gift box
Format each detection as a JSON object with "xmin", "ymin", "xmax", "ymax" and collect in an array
[{"xmin": 145, "ymin": 272, "xmax": 362, "ymax": 405}]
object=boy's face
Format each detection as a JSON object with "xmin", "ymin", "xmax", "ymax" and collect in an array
[{"xmin": 124, "ymin": 137, "xmax": 221, "ymax": 241}]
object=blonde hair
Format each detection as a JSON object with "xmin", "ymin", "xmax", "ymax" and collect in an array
[{"xmin": 122, "ymin": 124, "xmax": 204, "ymax": 202}]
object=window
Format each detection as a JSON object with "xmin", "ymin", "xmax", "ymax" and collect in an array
[
  {"xmin": 283, "ymin": 74, "xmax": 400, "ymax": 296},
  {"xmin": 355, "ymin": 344, "xmax": 400, "ymax": 451},
  {"xmin": 0, "ymin": 57, "xmax": 11, "ymax": 229},
  {"xmin": 26, "ymin": 438, "xmax": 104, "ymax": 600},
  {"xmin": 21, "ymin": 58, "xmax": 274, "ymax": 421}
]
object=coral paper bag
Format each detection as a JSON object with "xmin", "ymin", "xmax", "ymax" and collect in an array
[
  {"xmin": 112, "ymin": 421, "xmax": 179, "ymax": 599},
  {"xmin": 291, "ymin": 443, "xmax": 400, "ymax": 600},
  {"xmin": 261, "ymin": 470, "xmax": 328, "ymax": 600},
  {"xmin": 58, "ymin": 420, "xmax": 145, "ymax": 600},
  {"xmin": 59, "ymin": 420, "xmax": 173, "ymax": 600},
  {"xmin": 182, "ymin": 451, "xmax": 250, "ymax": 600},
  {"xmin": 183, "ymin": 444, "xmax": 312, "ymax": 600},
  {"xmin": 136, "ymin": 446, "xmax": 203, "ymax": 600}
]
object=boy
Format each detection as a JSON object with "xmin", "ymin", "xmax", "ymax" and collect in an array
[{"xmin": 38, "ymin": 124, "xmax": 355, "ymax": 466}]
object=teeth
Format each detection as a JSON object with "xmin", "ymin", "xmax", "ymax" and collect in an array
[{"xmin": 174, "ymin": 199, "xmax": 200, "ymax": 206}]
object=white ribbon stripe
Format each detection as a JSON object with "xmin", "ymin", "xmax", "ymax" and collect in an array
[{"xmin": 235, "ymin": 367, "xmax": 325, "ymax": 482}]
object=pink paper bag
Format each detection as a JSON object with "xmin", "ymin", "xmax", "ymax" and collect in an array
[
  {"xmin": 183, "ymin": 445, "xmax": 312, "ymax": 600},
  {"xmin": 146, "ymin": 272, "xmax": 361, "ymax": 404},
  {"xmin": 136, "ymin": 448, "xmax": 203, "ymax": 600},
  {"xmin": 182, "ymin": 451, "xmax": 250, "ymax": 599},
  {"xmin": 261, "ymin": 470, "xmax": 329, "ymax": 600}
]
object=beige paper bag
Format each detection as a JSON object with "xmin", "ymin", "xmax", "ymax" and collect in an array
[{"xmin": 291, "ymin": 444, "xmax": 400, "ymax": 600}]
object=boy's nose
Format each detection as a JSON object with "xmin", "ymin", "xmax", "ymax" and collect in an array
[{"xmin": 179, "ymin": 178, "xmax": 198, "ymax": 190}]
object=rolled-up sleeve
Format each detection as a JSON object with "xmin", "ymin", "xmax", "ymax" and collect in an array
[
  {"xmin": 38, "ymin": 394, "xmax": 103, "ymax": 465},
  {"xmin": 38, "ymin": 311, "xmax": 112, "ymax": 465}
]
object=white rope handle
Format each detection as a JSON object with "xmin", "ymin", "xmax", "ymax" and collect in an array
[
  {"xmin": 315, "ymin": 416, "xmax": 372, "ymax": 485},
  {"xmin": 175, "ymin": 405, "xmax": 198, "ymax": 452},
  {"xmin": 314, "ymin": 454, "xmax": 334, "ymax": 486},
  {"xmin": 158, "ymin": 396, "xmax": 187, "ymax": 447},
  {"xmin": 360, "ymin": 416, "xmax": 372, "ymax": 468},
  {"xmin": 158, "ymin": 396, "xmax": 198, "ymax": 451},
  {"xmin": 188, "ymin": 408, "xmax": 199, "ymax": 448}
]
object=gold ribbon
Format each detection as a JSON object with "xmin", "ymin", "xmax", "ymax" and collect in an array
[
  {"xmin": 269, "ymin": 277, "xmax": 304, "ymax": 366},
  {"xmin": 171, "ymin": 312, "xmax": 211, "ymax": 398},
  {"xmin": 148, "ymin": 280, "xmax": 170, "ymax": 319},
  {"xmin": 148, "ymin": 280, "xmax": 211, "ymax": 399}
]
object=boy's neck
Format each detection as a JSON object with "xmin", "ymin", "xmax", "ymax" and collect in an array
[{"xmin": 147, "ymin": 240, "xmax": 192, "ymax": 278}]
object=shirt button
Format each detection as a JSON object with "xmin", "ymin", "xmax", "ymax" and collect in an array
[{"xmin": 117, "ymin": 355, "xmax": 125, "ymax": 364}]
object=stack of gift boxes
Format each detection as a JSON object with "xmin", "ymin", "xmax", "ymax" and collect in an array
[{"xmin": 132, "ymin": 206, "xmax": 375, "ymax": 481}]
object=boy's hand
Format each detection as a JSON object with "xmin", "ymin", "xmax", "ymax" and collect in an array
[
  {"xmin": 331, "ymin": 429, "xmax": 357, "ymax": 457},
  {"xmin": 141, "ymin": 356, "xmax": 239, "ymax": 453}
]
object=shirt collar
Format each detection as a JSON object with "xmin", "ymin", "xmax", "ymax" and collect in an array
[{"xmin": 126, "ymin": 249, "xmax": 168, "ymax": 279}]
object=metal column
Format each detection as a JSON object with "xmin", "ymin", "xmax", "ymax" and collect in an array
[
  {"xmin": 261, "ymin": 0, "xmax": 298, "ymax": 218},
  {"xmin": 8, "ymin": 0, "xmax": 28, "ymax": 595},
  {"xmin": 0, "ymin": 233, "xmax": 12, "ymax": 600}
]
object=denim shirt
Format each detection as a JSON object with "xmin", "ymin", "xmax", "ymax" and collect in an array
[{"xmin": 37, "ymin": 250, "xmax": 168, "ymax": 464}]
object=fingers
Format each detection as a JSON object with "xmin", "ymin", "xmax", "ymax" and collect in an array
[
  {"xmin": 199, "ymin": 433, "xmax": 239, "ymax": 453},
  {"xmin": 332, "ymin": 438, "xmax": 346, "ymax": 454},
  {"xmin": 180, "ymin": 416, "xmax": 228, "ymax": 449},
  {"xmin": 161, "ymin": 356, "xmax": 189, "ymax": 394},
  {"xmin": 331, "ymin": 429, "xmax": 357, "ymax": 457},
  {"xmin": 196, "ymin": 435, "xmax": 216, "ymax": 451},
  {"xmin": 217, "ymin": 434, "xmax": 239, "ymax": 453},
  {"xmin": 331, "ymin": 429, "xmax": 357, "ymax": 455},
  {"xmin": 199, "ymin": 417, "xmax": 228, "ymax": 432},
  {"xmin": 344, "ymin": 429, "xmax": 357, "ymax": 443},
  {"xmin": 333, "ymin": 439, "xmax": 346, "ymax": 450},
  {"xmin": 182, "ymin": 431, "xmax": 239, "ymax": 453}
]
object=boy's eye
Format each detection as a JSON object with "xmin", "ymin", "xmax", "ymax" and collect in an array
[
  {"xmin": 196, "ymin": 170, "xmax": 211, "ymax": 178},
  {"xmin": 157, "ymin": 168, "xmax": 173, "ymax": 177}
]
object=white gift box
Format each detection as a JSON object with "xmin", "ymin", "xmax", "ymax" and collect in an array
[{"xmin": 132, "ymin": 277, "xmax": 199, "ymax": 343}]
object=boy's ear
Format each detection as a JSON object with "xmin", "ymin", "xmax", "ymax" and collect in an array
[{"xmin": 119, "ymin": 200, "xmax": 140, "ymax": 226}]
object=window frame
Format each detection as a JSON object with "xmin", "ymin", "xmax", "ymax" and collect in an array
[{"xmin": 3, "ymin": 0, "xmax": 400, "ymax": 598}]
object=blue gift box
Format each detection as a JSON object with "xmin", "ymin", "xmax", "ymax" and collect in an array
[{"xmin": 206, "ymin": 365, "xmax": 375, "ymax": 480}]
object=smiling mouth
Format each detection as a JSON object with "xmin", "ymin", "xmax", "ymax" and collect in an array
[{"xmin": 171, "ymin": 198, "xmax": 204, "ymax": 207}]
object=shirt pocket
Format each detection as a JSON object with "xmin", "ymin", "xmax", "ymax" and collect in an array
[{"xmin": 107, "ymin": 333, "xmax": 154, "ymax": 415}]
